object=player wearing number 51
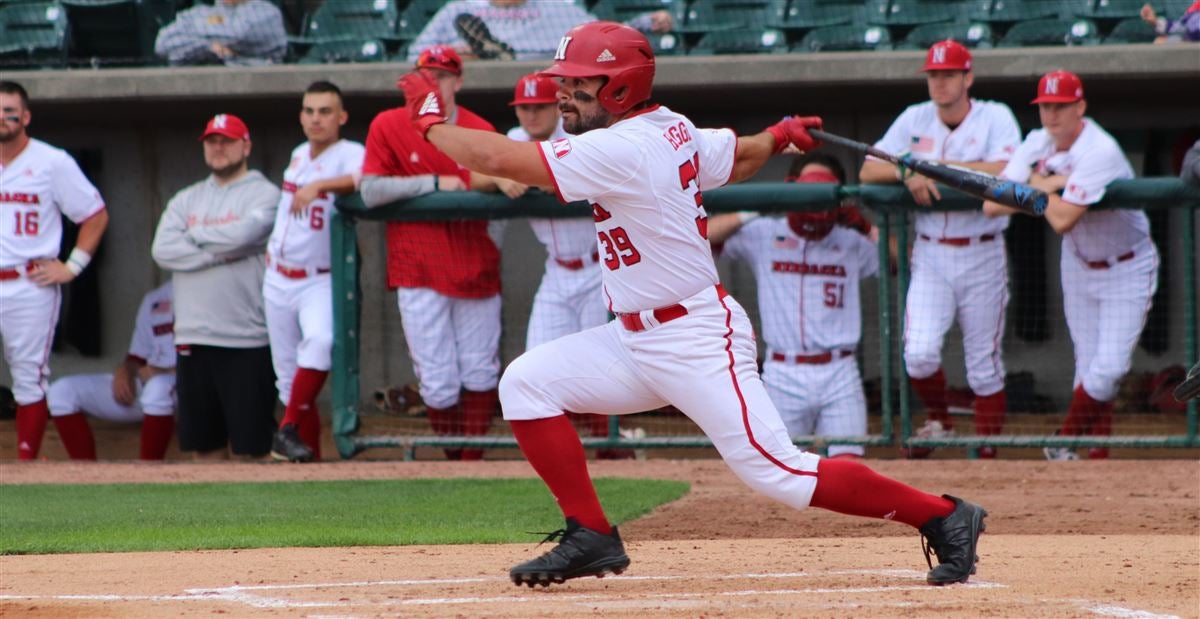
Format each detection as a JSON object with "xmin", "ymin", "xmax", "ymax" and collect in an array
[
  {"xmin": 1, "ymin": 80, "xmax": 110, "ymax": 461},
  {"xmin": 152, "ymin": 113, "xmax": 280, "ymax": 460},
  {"xmin": 398, "ymin": 21, "xmax": 987, "ymax": 589},
  {"xmin": 264, "ymin": 82, "xmax": 365, "ymax": 463}
]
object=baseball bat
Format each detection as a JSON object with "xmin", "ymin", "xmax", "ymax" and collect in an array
[{"xmin": 809, "ymin": 129, "xmax": 1048, "ymax": 215}]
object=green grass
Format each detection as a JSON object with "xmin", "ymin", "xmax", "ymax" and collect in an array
[{"xmin": 0, "ymin": 478, "xmax": 689, "ymax": 555}]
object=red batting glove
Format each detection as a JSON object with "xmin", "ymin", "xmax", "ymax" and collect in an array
[
  {"xmin": 397, "ymin": 71, "xmax": 447, "ymax": 138},
  {"xmin": 765, "ymin": 116, "xmax": 824, "ymax": 153},
  {"xmin": 836, "ymin": 206, "xmax": 873, "ymax": 236}
]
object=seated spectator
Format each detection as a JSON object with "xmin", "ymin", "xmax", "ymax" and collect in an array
[
  {"xmin": 47, "ymin": 281, "xmax": 177, "ymax": 461},
  {"xmin": 1141, "ymin": 1, "xmax": 1200, "ymax": 42},
  {"xmin": 155, "ymin": 0, "xmax": 287, "ymax": 66},
  {"xmin": 406, "ymin": 0, "xmax": 673, "ymax": 62}
]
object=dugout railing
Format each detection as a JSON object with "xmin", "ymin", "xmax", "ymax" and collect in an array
[{"xmin": 330, "ymin": 178, "xmax": 1200, "ymax": 460}]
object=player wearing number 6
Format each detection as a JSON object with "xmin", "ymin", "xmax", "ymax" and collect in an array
[
  {"xmin": 0, "ymin": 80, "xmax": 110, "ymax": 461},
  {"xmin": 265, "ymin": 82, "xmax": 365, "ymax": 463},
  {"xmin": 397, "ymin": 21, "xmax": 987, "ymax": 589}
]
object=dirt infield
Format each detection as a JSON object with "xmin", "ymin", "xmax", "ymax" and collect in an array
[{"xmin": 2, "ymin": 459, "xmax": 1198, "ymax": 618}]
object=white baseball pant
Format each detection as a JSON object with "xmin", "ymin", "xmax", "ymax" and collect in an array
[
  {"xmin": 0, "ymin": 277, "xmax": 61, "ymax": 404},
  {"xmin": 903, "ymin": 238, "xmax": 1008, "ymax": 396},
  {"xmin": 1061, "ymin": 241, "xmax": 1159, "ymax": 402},
  {"xmin": 526, "ymin": 260, "xmax": 608, "ymax": 350},
  {"xmin": 47, "ymin": 373, "xmax": 176, "ymax": 421},
  {"xmin": 264, "ymin": 270, "xmax": 333, "ymax": 405},
  {"xmin": 501, "ymin": 285, "xmax": 821, "ymax": 510},
  {"xmin": 397, "ymin": 287, "xmax": 501, "ymax": 410},
  {"xmin": 763, "ymin": 355, "xmax": 867, "ymax": 457}
]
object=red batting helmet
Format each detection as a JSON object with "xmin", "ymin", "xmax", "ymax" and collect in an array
[{"xmin": 539, "ymin": 21, "xmax": 655, "ymax": 116}]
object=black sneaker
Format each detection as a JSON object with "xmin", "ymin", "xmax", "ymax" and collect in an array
[
  {"xmin": 270, "ymin": 424, "xmax": 314, "ymax": 463},
  {"xmin": 453, "ymin": 13, "xmax": 516, "ymax": 61},
  {"xmin": 919, "ymin": 495, "xmax": 987, "ymax": 585},
  {"xmin": 509, "ymin": 518, "xmax": 630, "ymax": 588}
]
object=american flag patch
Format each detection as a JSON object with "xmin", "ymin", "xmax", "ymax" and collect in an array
[
  {"xmin": 773, "ymin": 235, "xmax": 799, "ymax": 249},
  {"xmin": 551, "ymin": 138, "xmax": 572, "ymax": 159},
  {"xmin": 910, "ymin": 135, "xmax": 935, "ymax": 153},
  {"xmin": 151, "ymin": 300, "xmax": 172, "ymax": 314}
]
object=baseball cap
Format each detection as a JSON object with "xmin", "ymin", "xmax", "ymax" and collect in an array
[
  {"xmin": 1031, "ymin": 70, "xmax": 1084, "ymax": 104},
  {"xmin": 415, "ymin": 45, "xmax": 463, "ymax": 76},
  {"xmin": 922, "ymin": 39, "xmax": 971, "ymax": 71},
  {"xmin": 198, "ymin": 113, "xmax": 250, "ymax": 141},
  {"xmin": 509, "ymin": 73, "xmax": 558, "ymax": 106}
]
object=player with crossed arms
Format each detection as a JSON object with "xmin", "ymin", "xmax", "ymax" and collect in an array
[
  {"xmin": 265, "ymin": 81, "xmax": 365, "ymax": 463},
  {"xmin": 984, "ymin": 70, "xmax": 1159, "ymax": 460},
  {"xmin": 397, "ymin": 21, "xmax": 986, "ymax": 587},
  {"xmin": 47, "ymin": 281, "xmax": 176, "ymax": 460},
  {"xmin": 859, "ymin": 40, "xmax": 1021, "ymax": 458},
  {"xmin": 709, "ymin": 154, "xmax": 878, "ymax": 458},
  {"xmin": 0, "ymin": 80, "xmax": 110, "ymax": 461},
  {"xmin": 499, "ymin": 73, "xmax": 633, "ymax": 459}
]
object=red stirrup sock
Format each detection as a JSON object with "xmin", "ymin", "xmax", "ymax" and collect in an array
[
  {"xmin": 510, "ymin": 415, "xmax": 611, "ymax": 534},
  {"xmin": 52, "ymin": 412, "xmax": 97, "ymax": 460},
  {"xmin": 460, "ymin": 389, "xmax": 498, "ymax": 461},
  {"xmin": 910, "ymin": 369, "xmax": 952, "ymax": 428},
  {"xmin": 973, "ymin": 389, "xmax": 1006, "ymax": 436},
  {"xmin": 280, "ymin": 368, "xmax": 328, "ymax": 428},
  {"xmin": 139, "ymin": 414, "xmax": 175, "ymax": 460},
  {"xmin": 16, "ymin": 399, "xmax": 50, "ymax": 460},
  {"xmin": 1061, "ymin": 385, "xmax": 1101, "ymax": 436},
  {"xmin": 426, "ymin": 404, "xmax": 462, "ymax": 460},
  {"xmin": 809, "ymin": 457, "xmax": 955, "ymax": 528},
  {"xmin": 1085, "ymin": 398, "xmax": 1114, "ymax": 459},
  {"xmin": 298, "ymin": 406, "xmax": 322, "ymax": 460}
]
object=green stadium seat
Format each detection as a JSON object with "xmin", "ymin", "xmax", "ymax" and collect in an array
[
  {"xmin": 689, "ymin": 26, "xmax": 788, "ymax": 53},
  {"xmin": 958, "ymin": 0, "xmax": 1000, "ymax": 21},
  {"xmin": 899, "ymin": 20, "xmax": 995, "ymax": 48},
  {"xmin": 393, "ymin": 0, "xmax": 443, "ymax": 42},
  {"xmin": 298, "ymin": 37, "xmax": 387, "ymax": 64},
  {"xmin": 1071, "ymin": 0, "xmax": 1148, "ymax": 20},
  {"xmin": 590, "ymin": 0, "xmax": 686, "ymax": 28},
  {"xmin": 1103, "ymin": 15, "xmax": 1158, "ymax": 41},
  {"xmin": 59, "ymin": 0, "xmax": 176, "ymax": 66},
  {"xmin": 645, "ymin": 30, "xmax": 684, "ymax": 55},
  {"xmin": 981, "ymin": 0, "xmax": 1069, "ymax": 23},
  {"xmin": 873, "ymin": 0, "xmax": 961, "ymax": 26},
  {"xmin": 0, "ymin": 1, "xmax": 68, "ymax": 68},
  {"xmin": 781, "ymin": 0, "xmax": 867, "ymax": 30},
  {"xmin": 795, "ymin": 23, "xmax": 892, "ymax": 51},
  {"xmin": 1164, "ymin": 0, "xmax": 1195, "ymax": 18},
  {"xmin": 677, "ymin": 0, "xmax": 789, "ymax": 34},
  {"xmin": 998, "ymin": 17, "xmax": 1101, "ymax": 45},
  {"xmin": 300, "ymin": 0, "xmax": 398, "ymax": 42}
]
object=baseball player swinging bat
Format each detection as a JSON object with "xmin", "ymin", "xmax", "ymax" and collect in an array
[{"xmin": 810, "ymin": 129, "xmax": 1049, "ymax": 215}]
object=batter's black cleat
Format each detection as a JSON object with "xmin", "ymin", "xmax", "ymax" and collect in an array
[
  {"xmin": 454, "ymin": 13, "xmax": 516, "ymax": 60},
  {"xmin": 270, "ymin": 424, "xmax": 314, "ymax": 463},
  {"xmin": 509, "ymin": 518, "xmax": 630, "ymax": 588},
  {"xmin": 919, "ymin": 495, "xmax": 987, "ymax": 586}
]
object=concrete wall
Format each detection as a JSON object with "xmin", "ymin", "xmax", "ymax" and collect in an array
[{"xmin": 3, "ymin": 45, "xmax": 1197, "ymax": 406}]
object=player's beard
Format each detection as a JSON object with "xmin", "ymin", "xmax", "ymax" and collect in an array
[
  {"xmin": 209, "ymin": 154, "xmax": 247, "ymax": 180},
  {"xmin": 560, "ymin": 100, "xmax": 611, "ymax": 134},
  {"xmin": 0, "ymin": 124, "xmax": 23, "ymax": 144}
]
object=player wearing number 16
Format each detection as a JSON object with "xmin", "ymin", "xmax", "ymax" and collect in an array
[
  {"xmin": 0, "ymin": 81, "xmax": 110, "ymax": 461},
  {"xmin": 398, "ymin": 21, "xmax": 988, "ymax": 588}
]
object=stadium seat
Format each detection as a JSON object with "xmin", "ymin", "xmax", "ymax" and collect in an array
[
  {"xmin": 645, "ymin": 30, "xmax": 684, "ymax": 55},
  {"xmin": 0, "ymin": 1, "xmax": 68, "ymax": 68},
  {"xmin": 781, "ymin": 0, "xmax": 868, "ymax": 30},
  {"xmin": 677, "ymin": 0, "xmax": 789, "ymax": 33},
  {"xmin": 1071, "ymin": 0, "xmax": 1147, "ymax": 20},
  {"xmin": 795, "ymin": 23, "xmax": 892, "ymax": 51},
  {"xmin": 874, "ymin": 0, "xmax": 962, "ymax": 26},
  {"xmin": 590, "ymin": 0, "xmax": 686, "ymax": 28},
  {"xmin": 689, "ymin": 27, "xmax": 788, "ymax": 54},
  {"xmin": 393, "ymin": 0, "xmax": 443, "ymax": 42},
  {"xmin": 980, "ymin": 0, "xmax": 1069, "ymax": 23},
  {"xmin": 59, "ymin": 0, "xmax": 177, "ymax": 66},
  {"xmin": 1164, "ymin": 0, "xmax": 1195, "ymax": 18},
  {"xmin": 298, "ymin": 37, "xmax": 387, "ymax": 64},
  {"xmin": 899, "ymin": 20, "xmax": 995, "ymax": 48},
  {"xmin": 1103, "ymin": 15, "xmax": 1158, "ymax": 41},
  {"xmin": 998, "ymin": 17, "xmax": 1101, "ymax": 45},
  {"xmin": 299, "ymin": 0, "xmax": 398, "ymax": 42}
]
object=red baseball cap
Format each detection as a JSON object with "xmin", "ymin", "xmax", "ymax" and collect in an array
[
  {"xmin": 922, "ymin": 39, "xmax": 971, "ymax": 71},
  {"xmin": 415, "ymin": 45, "xmax": 463, "ymax": 76},
  {"xmin": 1032, "ymin": 70, "xmax": 1084, "ymax": 104},
  {"xmin": 198, "ymin": 113, "xmax": 250, "ymax": 141},
  {"xmin": 509, "ymin": 73, "xmax": 558, "ymax": 106}
]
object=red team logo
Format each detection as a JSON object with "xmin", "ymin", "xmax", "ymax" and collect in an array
[{"xmin": 551, "ymin": 138, "xmax": 572, "ymax": 159}]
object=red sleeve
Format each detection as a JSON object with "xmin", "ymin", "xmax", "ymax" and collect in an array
[{"xmin": 362, "ymin": 112, "xmax": 399, "ymax": 176}]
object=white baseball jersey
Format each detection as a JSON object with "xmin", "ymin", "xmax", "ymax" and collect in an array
[
  {"xmin": 0, "ymin": 138, "xmax": 105, "ymax": 266},
  {"xmin": 510, "ymin": 122, "xmax": 598, "ymax": 263},
  {"xmin": 266, "ymin": 139, "xmax": 365, "ymax": 269},
  {"xmin": 1000, "ymin": 119, "xmax": 1146, "ymax": 262},
  {"xmin": 127, "ymin": 281, "xmax": 176, "ymax": 368},
  {"xmin": 539, "ymin": 106, "xmax": 735, "ymax": 313},
  {"xmin": 722, "ymin": 221, "xmax": 878, "ymax": 354},
  {"xmin": 872, "ymin": 99, "xmax": 1021, "ymax": 238}
]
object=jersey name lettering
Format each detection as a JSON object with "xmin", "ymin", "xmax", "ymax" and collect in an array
[
  {"xmin": 0, "ymin": 192, "xmax": 41, "ymax": 204},
  {"xmin": 771, "ymin": 261, "xmax": 847, "ymax": 277},
  {"xmin": 663, "ymin": 122, "xmax": 692, "ymax": 151}
]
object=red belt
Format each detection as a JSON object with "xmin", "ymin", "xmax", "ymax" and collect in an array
[
  {"xmin": 268, "ymin": 255, "xmax": 329, "ymax": 279},
  {"xmin": 1084, "ymin": 250, "xmax": 1135, "ymax": 270},
  {"xmin": 554, "ymin": 251, "xmax": 600, "ymax": 271},
  {"xmin": 0, "ymin": 261, "xmax": 34, "ymax": 281},
  {"xmin": 616, "ymin": 284, "xmax": 727, "ymax": 332},
  {"xmin": 919, "ymin": 233, "xmax": 996, "ymax": 247},
  {"xmin": 771, "ymin": 349, "xmax": 854, "ymax": 364}
]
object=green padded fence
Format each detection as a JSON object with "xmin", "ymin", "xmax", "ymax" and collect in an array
[{"xmin": 332, "ymin": 178, "xmax": 1199, "ymax": 459}]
